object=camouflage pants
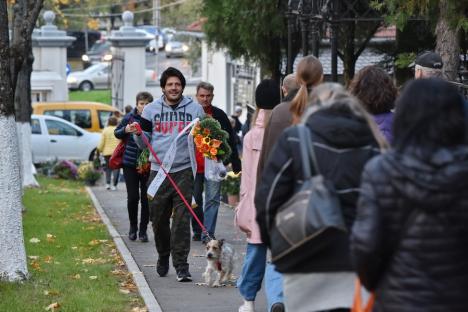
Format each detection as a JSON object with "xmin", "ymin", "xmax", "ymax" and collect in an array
[{"xmin": 148, "ymin": 168, "xmax": 193, "ymax": 270}]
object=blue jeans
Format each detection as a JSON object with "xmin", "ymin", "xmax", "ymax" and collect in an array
[
  {"xmin": 237, "ymin": 243, "xmax": 267, "ymax": 301},
  {"xmin": 265, "ymin": 263, "xmax": 284, "ymax": 310},
  {"xmin": 201, "ymin": 178, "xmax": 221, "ymax": 239}
]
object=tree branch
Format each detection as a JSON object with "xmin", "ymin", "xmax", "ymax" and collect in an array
[{"xmin": 354, "ymin": 22, "xmax": 381, "ymax": 59}]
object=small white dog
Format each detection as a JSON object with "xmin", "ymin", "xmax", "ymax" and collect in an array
[{"xmin": 202, "ymin": 239, "xmax": 235, "ymax": 287}]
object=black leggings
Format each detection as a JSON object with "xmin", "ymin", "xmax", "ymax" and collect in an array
[{"xmin": 123, "ymin": 166, "xmax": 149, "ymax": 234}]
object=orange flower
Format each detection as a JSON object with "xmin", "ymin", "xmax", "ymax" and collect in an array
[
  {"xmin": 211, "ymin": 139, "xmax": 222, "ymax": 148},
  {"xmin": 210, "ymin": 147, "xmax": 218, "ymax": 156},
  {"xmin": 194, "ymin": 135, "xmax": 203, "ymax": 147},
  {"xmin": 211, "ymin": 155, "xmax": 217, "ymax": 161},
  {"xmin": 203, "ymin": 128, "xmax": 211, "ymax": 135},
  {"xmin": 201, "ymin": 144, "xmax": 210, "ymax": 153}
]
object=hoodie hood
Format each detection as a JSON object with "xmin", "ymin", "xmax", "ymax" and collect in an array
[
  {"xmin": 382, "ymin": 146, "xmax": 468, "ymax": 210},
  {"xmin": 306, "ymin": 108, "xmax": 377, "ymax": 149}
]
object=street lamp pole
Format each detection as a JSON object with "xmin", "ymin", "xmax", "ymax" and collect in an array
[{"xmin": 153, "ymin": 0, "xmax": 161, "ymax": 77}]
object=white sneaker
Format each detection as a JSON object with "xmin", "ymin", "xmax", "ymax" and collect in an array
[
  {"xmin": 110, "ymin": 185, "xmax": 116, "ymax": 191},
  {"xmin": 105, "ymin": 184, "xmax": 111, "ymax": 190},
  {"xmin": 238, "ymin": 300, "xmax": 254, "ymax": 312}
]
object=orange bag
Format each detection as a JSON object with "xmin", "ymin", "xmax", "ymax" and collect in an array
[{"xmin": 351, "ymin": 279, "xmax": 375, "ymax": 312}]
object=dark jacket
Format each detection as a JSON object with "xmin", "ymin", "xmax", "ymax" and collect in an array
[
  {"xmin": 211, "ymin": 106, "xmax": 241, "ymax": 173},
  {"xmin": 257, "ymin": 89, "xmax": 298, "ymax": 180},
  {"xmin": 114, "ymin": 109, "xmax": 143, "ymax": 168},
  {"xmin": 255, "ymin": 108, "xmax": 379, "ymax": 273},
  {"xmin": 351, "ymin": 147, "xmax": 468, "ymax": 312}
]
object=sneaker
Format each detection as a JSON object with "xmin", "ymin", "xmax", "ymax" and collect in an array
[
  {"xmin": 105, "ymin": 184, "xmax": 111, "ymax": 190},
  {"xmin": 156, "ymin": 256, "xmax": 169, "ymax": 277},
  {"xmin": 192, "ymin": 234, "xmax": 201, "ymax": 241},
  {"xmin": 270, "ymin": 302, "xmax": 285, "ymax": 312},
  {"xmin": 176, "ymin": 268, "xmax": 192, "ymax": 282},
  {"xmin": 139, "ymin": 232, "xmax": 148, "ymax": 243},
  {"xmin": 110, "ymin": 185, "xmax": 117, "ymax": 191},
  {"xmin": 238, "ymin": 300, "xmax": 254, "ymax": 312}
]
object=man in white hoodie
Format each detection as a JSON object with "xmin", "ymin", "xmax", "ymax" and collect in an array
[{"xmin": 130, "ymin": 67, "xmax": 204, "ymax": 282}]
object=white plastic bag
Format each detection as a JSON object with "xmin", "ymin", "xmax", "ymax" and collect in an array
[{"xmin": 205, "ymin": 158, "xmax": 227, "ymax": 182}]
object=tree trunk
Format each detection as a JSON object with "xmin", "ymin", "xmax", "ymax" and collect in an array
[
  {"xmin": 342, "ymin": 22, "xmax": 356, "ymax": 85},
  {"xmin": 0, "ymin": 116, "xmax": 28, "ymax": 281},
  {"xmin": 0, "ymin": 2, "xmax": 28, "ymax": 281},
  {"xmin": 435, "ymin": 0, "xmax": 460, "ymax": 81},
  {"xmin": 15, "ymin": 49, "xmax": 38, "ymax": 188}
]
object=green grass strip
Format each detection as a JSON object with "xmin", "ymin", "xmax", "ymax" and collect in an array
[
  {"xmin": 0, "ymin": 176, "xmax": 145, "ymax": 312},
  {"xmin": 69, "ymin": 90, "xmax": 112, "ymax": 105}
]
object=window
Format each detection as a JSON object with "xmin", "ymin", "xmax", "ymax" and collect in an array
[
  {"xmin": 45, "ymin": 119, "xmax": 79, "ymax": 136},
  {"xmin": 98, "ymin": 110, "xmax": 113, "ymax": 129},
  {"xmin": 31, "ymin": 119, "xmax": 41, "ymax": 134},
  {"xmin": 44, "ymin": 110, "xmax": 91, "ymax": 129}
]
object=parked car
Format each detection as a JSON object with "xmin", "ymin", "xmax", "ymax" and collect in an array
[
  {"xmin": 136, "ymin": 25, "xmax": 166, "ymax": 49},
  {"xmin": 81, "ymin": 40, "xmax": 112, "ymax": 68},
  {"xmin": 165, "ymin": 33, "xmax": 191, "ymax": 58},
  {"xmin": 33, "ymin": 101, "xmax": 118, "ymax": 133},
  {"xmin": 31, "ymin": 114, "xmax": 100, "ymax": 164},
  {"xmin": 67, "ymin": 62, "xmax": 158, "ymax": 91}
]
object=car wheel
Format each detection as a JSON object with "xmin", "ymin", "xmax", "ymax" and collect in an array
[
  {"xmin": 88, "ymin": 149, "xmax": 96, "ymax": 162},
  {"xmin": 166, "ymin": 54, "xmax": 171, "ymax": 59},
  {"xmin": 79, "ymin": 81, "xmax": 93, "ymax": 92}
]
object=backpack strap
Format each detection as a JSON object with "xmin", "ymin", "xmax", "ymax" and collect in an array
[{"xmin": 297, "ymin": 124, "xmax": 321, "ymax": 177}]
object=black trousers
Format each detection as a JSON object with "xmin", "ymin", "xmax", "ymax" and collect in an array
[{"xmin": 123, "ymin": 166, "xmax": 149, "ymax": 234}]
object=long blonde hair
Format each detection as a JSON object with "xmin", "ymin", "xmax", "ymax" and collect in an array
[
  {"xmin": 302, "ymin": 83, "xmax": 389, "ymax": 151},
  {"xmin": 290, "ymin": 55, "xmax": 323, "ymax": 124}
]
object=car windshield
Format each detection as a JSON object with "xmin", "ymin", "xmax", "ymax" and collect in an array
[
  {"xmin": 89, "ymin": 41, "xmax": 110, "ymax": 53},
  {"xmin": 172, "ymin": 34, "xmax": 192, "ymax": 43}
]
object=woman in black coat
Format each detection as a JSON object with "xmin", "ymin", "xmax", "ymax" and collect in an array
[
  {"xmin": 255, "ymin": 84, "xmax": 385, "ymax": 312},
  {"xmin": 351, "ymin": 78, "xmax": 468, "ymax": 312}
]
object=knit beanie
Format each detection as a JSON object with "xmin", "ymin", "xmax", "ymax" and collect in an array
[{"xmin": 255, "ymin": 79, "xmax": 281, "ymax": 110}]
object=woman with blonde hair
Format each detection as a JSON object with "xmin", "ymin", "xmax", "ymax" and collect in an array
[
  {"xmin": 256, "ymin": 83, "xmax": 385, "ymax": 312},
  {"xmin": 290, "ymin": 55, "xmax": 324, "ymax": 123}
]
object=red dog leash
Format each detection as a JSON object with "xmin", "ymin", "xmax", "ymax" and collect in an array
[{"xmin": 134, "ymin": 123, "xmax": 212, "ymax": 240}]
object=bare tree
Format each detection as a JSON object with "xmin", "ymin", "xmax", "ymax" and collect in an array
[{"xmin": 0, "ymin": 0, "xmax": 43, "ymax": 281}]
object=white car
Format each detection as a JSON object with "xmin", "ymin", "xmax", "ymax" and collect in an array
[
  {"xmin": 67, "ymin": 62, "xmax": 158, "ymax": 91},
  {"xmin": 31, "ymin": 114, "xmax": 101, "ymax": 163}
]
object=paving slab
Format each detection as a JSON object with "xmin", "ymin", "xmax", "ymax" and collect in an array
[{"xmin": 90, "ymin": 184, "xmax": 268, "ymax": 312}]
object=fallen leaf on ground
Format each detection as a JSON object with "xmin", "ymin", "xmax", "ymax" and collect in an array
[
  {"xmin": 111, "ymin": 269, "xmax": 127, "ymax": 276},
  {"xmin": 89, "ymin": 275, "xmax": 98, "ymax": 280},
  {"xmin": 45, "ymin": 302, "xmax": 60, "ymax": 311},
  {"xmin": 30, "ymin": 260, "xmax": 42, "ymax": 271},
  {"xmin": 119, "ymin": 289, "xmax": 130, "ymax": 294},
  {"xmin": 131, "ymin": 307, "xmax": 148, "ymax": 312},
  {"xmin": 71, "ymin": 274, "xmax": 81, "ymax": 280},
  {"xmin": 71, "ymin": 246, "xmax": 78, "ymax": 250},
  {"xmin": 46, "ymin": 234, "xmax": 56, "ymax": 242},
  {"xmin": 88, "ymin": 239, "xmax": 100, "ymax": 246},
  {"xmin": 28, "ymin": 255, "xmax": 39, "ymax": 260},
  {"xmin": 44, "ymin": 290, "xmax": 60, "ymax": 296},
  {"xmin": 44, "ymin": 256, "xmax": 53, "ymax": 263},
  {"xmin": 29, "ymin": 237, "xmax": 41, "ymax": 243}
]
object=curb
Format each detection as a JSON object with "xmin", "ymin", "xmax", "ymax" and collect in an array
[{"xmin": 86, "ymin": 187, "xmax": 163, "ymax": 312}]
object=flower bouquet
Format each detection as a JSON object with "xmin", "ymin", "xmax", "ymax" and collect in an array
[
  {"xmin": 136, "ymin": 148, "xmax": 150, "ymax": 175},
  {"xmin": 192, "ymin": 117, "xmax": 231, "ymax": 181},
  {"xmin": 53, "ymin": 160, "xmax": 78, "ymax": 180},
  {"xmin": 192, "ymin": 117, "xmax": 231, "ymax": 162}
]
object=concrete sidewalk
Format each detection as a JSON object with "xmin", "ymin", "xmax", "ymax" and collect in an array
[{"xmin": 90, "ymin": 184, "xmax": 267, "ymax": 312}]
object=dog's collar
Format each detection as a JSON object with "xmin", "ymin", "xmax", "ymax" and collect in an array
[{"xmin": 216, "ymin": 261, "xmax": 222, "ymax": 271}]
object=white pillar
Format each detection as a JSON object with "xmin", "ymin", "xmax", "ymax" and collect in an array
[
  {"xmin": 109, "ymin": 11, "xmax": 152, "ymax": 111},
  {"xmin": 32, "ymin": 11, "xmax": 75, "ymax": 102}
]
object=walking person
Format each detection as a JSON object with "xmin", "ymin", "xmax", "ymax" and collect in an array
[
  {"xmin": 192, "ymin": 82, "xmax": 241, "ymax": 243},
  {"xmin": 351, "ymin": 78, "xmax": 468, "ymax": 312},
  {"xmin": 349, "ymin": 65, "xmax": 398, "ymax": 143},
  {"xmin": 97, "ymin": 116, "xmax": 121, "ymax": 190},
  {"xmin": 114, "ymin": 91, "xmax": 154, "ymax": 242},
  {"xmin": 235, "ymin": 79, "xmax": 281, "ymax": 312},
  {"xmin": 130, "ymin": 67, "xmax": 205, "ymax": 282},
  {"xmin": 256, "ymin": 84, "xmax": 386, "ymax": 312}
]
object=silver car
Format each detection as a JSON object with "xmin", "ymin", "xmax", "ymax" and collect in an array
[{"xmin": 67, "ymin": 63, "xmax": 158, "ymax": 91}]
